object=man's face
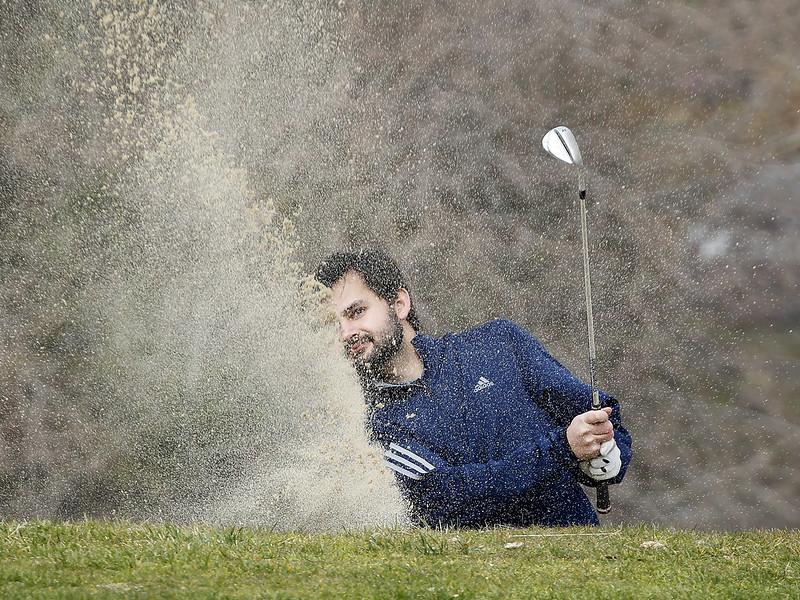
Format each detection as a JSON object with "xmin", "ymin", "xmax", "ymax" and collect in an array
[{"xmin": 329, "ymin": 271, "xmax": 404, "ymax": 379}]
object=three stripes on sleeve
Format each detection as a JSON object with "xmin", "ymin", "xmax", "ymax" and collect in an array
[{"xmin": 383, "ymin": 442, "xmax": 436, "ymax": 481}]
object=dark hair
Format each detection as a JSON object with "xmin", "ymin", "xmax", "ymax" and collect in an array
[{"xmin": 315, "ymin": 249, "xmax": 422, "ymax": 332}]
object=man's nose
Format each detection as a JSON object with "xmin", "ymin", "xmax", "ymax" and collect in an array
[{"xmin": 338, "ymin": 320, "xmax": 357, "ymax": 343}]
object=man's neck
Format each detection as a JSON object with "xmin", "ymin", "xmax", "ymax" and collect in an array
[{"xmin": 380, "ymin": 325, "xmax": 423, "ymax": 384}]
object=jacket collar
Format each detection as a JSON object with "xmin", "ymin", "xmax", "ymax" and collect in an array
[
  {"xmin": 363, "ymin": 332, "xmax": 442, "ymax": 403},
  {"xmin": 410, "ymin": 332, "xmax": 443, "ymax": 376}
]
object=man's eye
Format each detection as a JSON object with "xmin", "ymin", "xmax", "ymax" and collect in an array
[{"xmin": 352, "ymin": 306, "xmax": 366, "ymax": 317}]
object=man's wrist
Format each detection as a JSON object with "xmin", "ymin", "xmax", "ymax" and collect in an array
[{"xmin": 548, "ymin": 426, "xmax": 580, "ymax": 470}]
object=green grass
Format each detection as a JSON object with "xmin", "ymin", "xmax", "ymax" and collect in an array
[{"xmin": 1, "ymin": 522, "xmax": 797, "ymax": 599}]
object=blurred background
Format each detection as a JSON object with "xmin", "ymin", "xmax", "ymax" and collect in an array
[{"xmin": 1, "ymin": 1, "xmax": 798, "ymax": 530}]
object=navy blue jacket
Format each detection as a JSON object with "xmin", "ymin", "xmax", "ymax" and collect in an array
[{"xmin": 365, "ymin": 319, "xmax": 632, "ymax": 528}]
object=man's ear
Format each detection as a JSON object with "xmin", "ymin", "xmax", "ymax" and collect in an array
[{"xmin": 394, "ymin": 288, "xmax": 412, "ymax": 321}]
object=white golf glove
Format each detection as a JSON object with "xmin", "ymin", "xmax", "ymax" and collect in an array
[{"xmin": 579, "ymin": 439, "xmax": 621, "ymax": 481}]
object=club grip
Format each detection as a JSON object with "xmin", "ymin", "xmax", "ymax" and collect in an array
[{"xmin": 596, "ymin": 483, "xmax": 611, "ymax": 514}]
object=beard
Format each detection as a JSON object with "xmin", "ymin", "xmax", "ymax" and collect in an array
[{"xmin": 346, "ymin": 308, "xmax": 404, "ymax": 381}]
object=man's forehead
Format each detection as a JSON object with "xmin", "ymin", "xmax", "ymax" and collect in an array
[
  {"xmin": 331, "ymin": 271, "xmax": 365, "ymax": 293},
  {"xmin": 330, "ymin": 271, "xmax": 375, "ymax": 305}
]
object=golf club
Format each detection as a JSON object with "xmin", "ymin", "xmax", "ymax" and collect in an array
[{"xmin": 542, "ymin": 126, "xmax": 611, "ymax": 514}]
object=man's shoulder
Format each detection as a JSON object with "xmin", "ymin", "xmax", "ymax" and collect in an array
[
  {"xmin": 420, "ymin": 319, "xmax": 534, "ymax": 357},
  {"xmin": 441, "ymin": 319, "xmax": 526, "ymax": 354},
  {"xmin": 456, "ymin": 318, "xmax": 520, "ymax": 342}
]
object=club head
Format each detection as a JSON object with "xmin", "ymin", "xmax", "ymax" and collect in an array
[
  {"xmin": 542, "ymin": 126, "xmax": 583, "ymax": 167},
  {"xmin": 543, "ymin": 126, "xmax": 586, "ymax": 196}
]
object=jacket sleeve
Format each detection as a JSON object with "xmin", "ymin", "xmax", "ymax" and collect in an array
[
  {"xmin": 501, "ymin": 319, "xmax": 633, "ymax": 489},
  {"xmin": 385, "ymin": 427, "xmax": 579, "ymax": 526}
]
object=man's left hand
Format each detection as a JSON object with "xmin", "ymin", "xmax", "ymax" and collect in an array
[{"xmin": 579, "ymin": 439, "xmax": 622, "ymax": 481}]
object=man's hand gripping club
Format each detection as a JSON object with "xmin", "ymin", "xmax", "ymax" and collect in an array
[{"xmin": 567, "ymin": 407, "xmax": 622, "ymax": 481}]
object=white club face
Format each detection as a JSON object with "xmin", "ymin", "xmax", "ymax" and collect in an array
[{"xmin": 542, "ymin": 126, "xmax": 583, "ymax": 167}]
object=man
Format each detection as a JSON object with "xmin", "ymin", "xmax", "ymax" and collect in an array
[{"xmin": 316, "ymin": 248, "xmax": 632, "ymax": 527}]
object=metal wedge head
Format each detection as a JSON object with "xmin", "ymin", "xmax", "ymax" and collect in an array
[{"xmin": 542, "ymin": 126, "xmax": 583, "ymax": 167}]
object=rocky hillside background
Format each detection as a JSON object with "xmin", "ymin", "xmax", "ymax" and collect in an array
[
  {"xmin": 1, "ymin": 0, "xmax": 798, "ymax": 529},
  {"xmin": 259, "ymin": 0, "xmax": 800, "ymax": 529}
]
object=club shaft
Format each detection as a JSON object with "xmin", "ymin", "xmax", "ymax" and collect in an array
[
  {"xmin": 579, "ymin": 191, "xmax": 611, "ymax": 514},
  {"xmin": 579, "ymin": 193, "xmax": 599, "ymax": 407}
]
